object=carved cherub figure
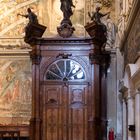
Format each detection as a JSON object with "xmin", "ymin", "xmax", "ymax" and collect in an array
[
  {"xmin": 88, "ymin": 7, "xmax": 110, "ymax": 24},
  {"xmin": 17, "ymin": 8, "xmax": 38, "ymax": 24},
  {"xmin": 17, "ymin": 8, "xmax": 39, "ymax": 41}
]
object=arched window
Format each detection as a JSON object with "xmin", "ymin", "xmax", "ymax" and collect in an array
[{"xmin": 45, "ymin": 59, "xmax": 86, "ymax": 81}]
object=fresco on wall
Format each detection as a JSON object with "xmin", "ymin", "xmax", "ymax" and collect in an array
[
  {"xmin": 0, "ymin": 0, "xmax": 39, "ymax": 37},
  {"xmin": 0, "ymin": 59, "xmax": 31, "ymax": 125},
  {"xmin": 0, "ymin": 0, "xmax": 85, "ymax": 38},
  {"xmin": 0, "ymin": 0, "xmax": 115, "ymax": 40},
  {"xmin": 71, "ymin": 0, "xmax": 85, "ymax": 36}
]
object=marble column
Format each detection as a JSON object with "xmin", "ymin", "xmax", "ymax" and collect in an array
[
  {"xmin": 122, "ymin": 99, "xmax": 127, "ymax": 140},
  {"xmin": 127, "ymin": 94, "xmax": 135, "ymax": 140},
  {"xmin": 135, "ymin": 91, "xmax": 140, "ymax": 140},
  {"xmin": 118, "ymin": 80, "xmax": 128, "ymax": 140}
]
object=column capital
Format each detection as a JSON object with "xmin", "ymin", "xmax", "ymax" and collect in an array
[
  {"xmin": 134, "ymin": 87, "xmax": 140, "ymax": 96},
  {"xmin": 137, "ymin": 87, "xmax": 140, "ymax": 92},
  {"xmin": 118, "ymin": 79, "xmax": 128, "ymax": 94},
  {"xmin": 126, "ymin": 95, "xmax": 134, "ymax": 101},
  {"xmin": 135, "ymin": 88, "xmax": 140, "ymax": 95}
]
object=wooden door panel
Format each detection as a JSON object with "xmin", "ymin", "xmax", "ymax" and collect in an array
[
  {"xmin": 43, "ymin": 86, "xmax": 62, "ymax": 140},
  {"xmin": 68, "ymin": 109, "xmax": 88, "ymax": 140},
  {"xmin": 68, "ymin": 85, "xmax": 88, "ymax": 140},
  {"xmin": 43, "ymin": 84, "xmax": 90, "ymax": 140},
  {"xmin": 46, "ymin": 109, "xmax": 58, "ymax": 140}
]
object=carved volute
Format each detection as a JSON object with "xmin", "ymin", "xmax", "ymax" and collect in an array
[{"xmin": 29, "ymin": 46, "xmax": 41, "ymax": 65}]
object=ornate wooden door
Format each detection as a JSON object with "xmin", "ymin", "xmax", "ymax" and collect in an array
[
  {"xmin": 42, "ymin": 83, "xmax": 91, "ymax": 140},
  {"xmin": 42, "ymin": 59, "xmax": 92, "ymax": 140}
]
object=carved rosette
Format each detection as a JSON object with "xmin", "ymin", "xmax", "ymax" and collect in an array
[{"xmin": 57, "ymin": 23, "xmax": 75, "ymax": 38}]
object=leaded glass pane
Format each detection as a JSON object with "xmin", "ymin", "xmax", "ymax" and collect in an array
[
  {"xmin": 45, "ymin": 59, "xmax": 86, "ymax": 81},
  {"xmin": 46, "ymin": 71, "xmax": 61, "ymax": 80},
  {"xmin": 49, "ymin": 64, "xmax": 62, "ymax": 77}
]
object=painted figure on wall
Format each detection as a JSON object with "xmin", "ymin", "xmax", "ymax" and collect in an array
[
  {"xmin": 0, "ymin": 60, "xmax": 32, "ymax": 125},
  {"xmin": 0, "ymin": 0, "xmax": 38, "ymax": 37}
]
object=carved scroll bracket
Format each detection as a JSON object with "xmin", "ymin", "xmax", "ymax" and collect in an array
[
  {"xmin": 29, "ymin": 47, "xmax": 41, "ymax": 65},
  {"xmin": 89, "ymin": 51, "xmax": 110, "ymax": 76}
]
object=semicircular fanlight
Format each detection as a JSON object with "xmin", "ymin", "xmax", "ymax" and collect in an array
[{"xmin": 45, "ymin": 59, "xmax": 86, "ymax": 81}]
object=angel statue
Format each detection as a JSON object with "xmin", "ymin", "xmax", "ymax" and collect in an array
[
  {"xmin": 17, "ymin": 8, "xmax": 38, "ymax": 38},
  {"xmin": 60, "ymin": 0, "xmax": 75, "ymax": 25},
  {"xmin": 17, "ymin": 8, "xmax": 46, "ymax": 44},
  {"xmin": 57, "ymin": 0, "xmax": 75, "ymax": 38},
  {"xmin": 88, "ymin": 7, "xmax": 110, "ymax": 24},
  {"xmin": 17, "ymin": 8, "xmax": 38, "ymax": 25}
]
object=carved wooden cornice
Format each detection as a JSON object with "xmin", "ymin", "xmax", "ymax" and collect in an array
[{"xmin": 30, "ymin": 37, "xmax": 93, "ymax": 46}]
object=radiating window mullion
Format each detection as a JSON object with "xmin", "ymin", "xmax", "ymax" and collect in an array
[
  {"xmin": 64, "ymin": 60, "xmax": 66, "ymax": 77},
  {"xmin": 67, "ymin": 65, "xmax": 75, "ymax": 78},
  {"xmin": 48, "ymin": 70, "xmax": 62, "ymax": 79},
  {"xmin": 46, "ymin": 59, "xmax": 86, "ymax": 81},
  {"xmin": 55, "ymin": 63, "xmax": 63, "ymax": 77}
]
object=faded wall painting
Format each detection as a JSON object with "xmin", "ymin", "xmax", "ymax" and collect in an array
[
  {"xmin": 0, "ymin": 59, "xmax": 32, "ymax": 125},
  {"xmin": 0, "ymin": 0, "xmax": 39, "ymax": 38},
  {"xmin": 0, "ymin": 0, "xmax": 85, "ymax": 38},
  {"xmin": 0, "ymin": 0, "xmax": 115, "ymax": 39}
]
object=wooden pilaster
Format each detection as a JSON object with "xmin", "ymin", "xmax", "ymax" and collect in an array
[
  {"xmin": 86, "ymin": 21, "xmax": 110, "ymax": 140},
  {"xmin": 30, "ymin": 46, "xmax": 42, "ymax": 140}
]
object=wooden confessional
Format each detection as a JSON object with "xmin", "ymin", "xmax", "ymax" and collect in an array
[{"xmin": 29, "ymin": 23, "xmax": 110, "ymax": 140}]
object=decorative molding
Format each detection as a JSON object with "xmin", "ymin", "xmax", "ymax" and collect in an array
[
  {"xmin": 120, "ymin": 0, "xmax": 140, "ymax": 52},
  {"xmin": 56, "ymin": 53, "xmax": 72, "ymax": 59},
  {"xmin": 0, "ymin": 38, "xmax": 30, "ymax": 48},
  {"xmin": 134, "ymin": 88, "xmax": 140, "ymax": 96},
  {"xmin": 118, "ymin": 80, "xmax": 128, "ymax": 93},
  {"xmin": 126, "ymin": 95, "xmax": 134, "ymax": 101},
  {"xmin": 0, "ymin": 49, "xmax": 31, "ymax": 57},
  {"xmin": 132, "ymin": 68, "xmax": 140, "ymax": 89}
]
